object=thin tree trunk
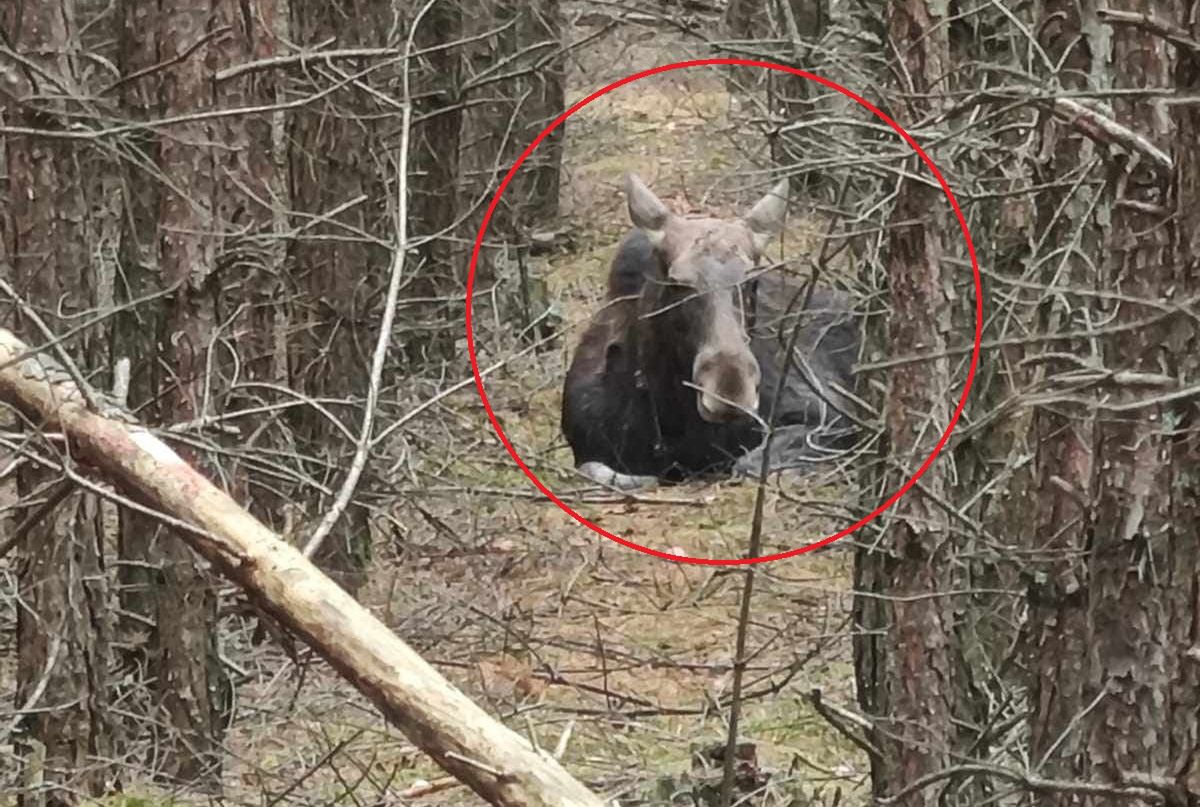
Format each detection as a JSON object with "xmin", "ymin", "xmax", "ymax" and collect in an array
[
  {"xmin": 1024, "ymin": 0, "xmax": 1108, "ymax": 779},
  {"xmin": 491, "ymin": 0, "xmax": 564, "ymax": 230},
  {"xmin": 459, "ymin": 0, "xmax": 565, "ymax": 290},
  {"xmin": 113, "ymin": 0, "xmax": 249, "ymax": 787},
  {"xmin": 768, "ymin": 0, "xmax": 827, "ymax": 176},
  {"xmin": 407, "ymin": 0, "xmax": 465, "ymax": 361},
  {"xmin": 411, "ymin": 0, "xmax": 463, "ymax": 279},
  {"xmin": 0, "ymin": 16, "xmax": 14, "ymax": 589},
  {"xmin": 721, "ymin": 0, "xmax": 771, "ymax": 93},
  {"xmin": 721, "ymin": 0, "xmax": 825, "ymax": 125},
  {"xmin": 854, "ymin": 1, "xmax": 957, "ymax": 803},
  {"xmin": 2, "ymin": 1, "xmax": 119, "ymax": 801},
  {"xmin": 1076, "ymin": 4, "xmax": 1184, "ymax": 797}
]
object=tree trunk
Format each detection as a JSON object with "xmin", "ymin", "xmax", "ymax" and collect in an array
[
  {"xmin": 406, "ymin": 0, "xmax": 465, "ymax": 361},
  {"xmin": 721, "ymin": 0, "xmax": 771, "ymax": 93},
  {"xmin": 411, "ymin": 0, "xmax": 463, "ymax": 282},
  {"xmin": 854, "ymin": 1, "xmax": 957, "ymax": 803},
  {"xmin": 1166, "ymin": 13, "xmax": 1200, "ymax": 791},
  {"xmin": 0, "ymin": 217, "xmax": 11, "ymax": 566},
  {"xmin": 723, "ymin": 0, "xmax": 828, "ymax": 174},
  {"xmin": 460, "ymin": 0, "xmax": 565, "ymax": 293},
  {"xmin": 767, "ymin": 0, "xmax": 827, "ymax": 174},
  {"xmin": 1073, "ymin": 3, "xmax": 1191, "ymax": 799},
  {"xmin": 2, "ymin": 1, "xmax": 119, "ymax": 801},
  {"xmin": 0, "ymin": 327, "xmax": 609, "ymax": 807},
  {"xmin": 285, "ymin": 1, "xmax": 394, "ymax": 592},
  {"xmin": 208, "ymin": 0, "xmax": 291, "ymax": 493},
  {"xmin": 1020, "ymin": 2, "xmax": 1200, "ymax": 803},
  {"xmin": 155, "ymin": 0, "xmax": 228, "ymax": 786},
  {"xmin": 1024, "ymin": 0, "xmax": 1108, "ymax": 779},
  {"xmin": 113, "ymin": 0, "xmax": 277, "ymax": 787},
  {"xmin": 490, "ymin": 0, "xmax": 565, "ymax": 230}
]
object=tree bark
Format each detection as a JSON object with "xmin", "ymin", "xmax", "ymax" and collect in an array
[
  {"xmin": 155, "ymin": 0, "xmax": 229, "ymax": 786},
  {"xmin": 112, "ymin": 0, "xmax": 284, "ymax": 785},
  {"xmin": 411, "ymin": 0, "xmax": 464, "ymax": 287},
  {"xmin": 2, "ymin": 0, "xmax": 119, "ymax": 801},
  {"xmin": 767, "ymin": 0, "xmax": 828, "ymax": 173},
  {"xmin": 854, "ymin": 1, "xmax": 958, "ymax": 803},
  {"xmin": 1074, "ymin": 3, "xmax": 1193, "ymax": 800},
  {"xmin": 459, "ymin": 0, "xmax": 565, "ymax": 290},
  {"xmin": 285, "ymin": 1, "xmax": 391, "ymax": 591},
  {"xmin": 404, "ymin": 0, "xmax": 466, "ymax": 361},
  {"xmin": 0, "ymin": 328, "xmax": 609, "ymax": 807},
  {"xmin": 721, "ymin": 0, "xmax": 825, "ymax": 102},
  {"xmin": 1169, "ymin": 14, "xmax": 1200, "ymax": 797},
  {"xmin": 1021, "ymin": 2, "xmax": 1200, "ymax": 803},
  {"xmin": 1024, "ymin": 0, "xmax": 1108, "ymax": 780}
]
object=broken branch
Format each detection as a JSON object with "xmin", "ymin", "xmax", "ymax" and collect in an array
[
  {"xmin": 0, "ymin": 326, "xmax": 607, "ymax": 807},
  {"xmin": 1051, "ymin": 97, "xmax": 1172, "ymax": 173}
]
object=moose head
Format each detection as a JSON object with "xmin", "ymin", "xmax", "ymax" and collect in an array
[{"xmin": 624, "ymin": 172, "xmax": 789, "ymax": 423}]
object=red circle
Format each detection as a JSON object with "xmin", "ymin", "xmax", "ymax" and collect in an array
[{"xmin": 466, "ymin": 59, "xmax": 983, "ymax": 566}]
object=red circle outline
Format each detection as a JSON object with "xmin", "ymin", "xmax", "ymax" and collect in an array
[{"xmin": 465, "ymin": 59, "xmax": 983, "ymax": 566}]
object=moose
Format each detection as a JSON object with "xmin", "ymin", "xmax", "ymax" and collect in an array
[{"xmin": 561, "ymin": 173, "xmax": 860, "ymax": 490}]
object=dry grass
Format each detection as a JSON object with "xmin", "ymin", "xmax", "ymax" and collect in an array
[
  {"xmin": 294, "ymin": 24, "xmax": 870, "ymax": 806},
  {"xmin": 15, "ymin": 23, "xmax": 871, "ymax": 807}
]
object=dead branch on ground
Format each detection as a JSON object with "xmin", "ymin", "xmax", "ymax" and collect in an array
[{"xmin": 0, "ymin": 327, "xmax": 609, "ymax": 807}]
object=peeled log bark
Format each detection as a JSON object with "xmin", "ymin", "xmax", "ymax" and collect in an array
[{"xmin": 0, "ymin": 329, "xmax": 608, "ymax": 807}]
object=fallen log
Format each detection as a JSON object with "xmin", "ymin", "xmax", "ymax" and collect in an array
[{"xmin": 0, "ymin": 327, "xmax": 608, "ymax": 807}]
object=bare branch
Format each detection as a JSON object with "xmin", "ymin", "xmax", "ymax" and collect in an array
[
  {"xmin": 1051, "ymin": 97, "xmax": 1172, "ymax": 173},
  {"xmin": 1097, "ymin": 7, "xmax": 1200, "ymax": 53}
]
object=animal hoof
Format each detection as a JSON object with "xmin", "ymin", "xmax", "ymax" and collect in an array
[{"xmin": 577, "ymin": 462, "xmax": 658, "ymax": 492}]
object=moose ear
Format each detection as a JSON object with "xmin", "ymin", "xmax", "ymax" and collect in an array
[
  {"xmin": 743, "ymin": 177, "xmax": 790, "ymax": 254},
  {"xmin": 625, "ymin": 173, "xmax": 670, "ymax": 247}
]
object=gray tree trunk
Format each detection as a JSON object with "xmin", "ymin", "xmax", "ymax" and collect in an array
[
  {"xmin": 286, "ymin": 0, "xmax": 394, "ymax": 593},
  {"xmin": 459, "ymin": 0, "xmax": 565, "ymax": 295}
]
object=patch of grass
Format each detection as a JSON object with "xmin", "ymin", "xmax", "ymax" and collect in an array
[{"xmin": 86, "ymin": 793, "xmax": 201, "ymax": 807}]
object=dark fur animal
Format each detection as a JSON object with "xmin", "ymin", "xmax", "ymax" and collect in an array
[{"xmin": 561, "ymin": 174, "xmax": 859, "ymax": 489}]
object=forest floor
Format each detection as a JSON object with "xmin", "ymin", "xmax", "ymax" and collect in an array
[{"xmin": 117, "ymin": 17, "xmax": 869, "ymax": 807}]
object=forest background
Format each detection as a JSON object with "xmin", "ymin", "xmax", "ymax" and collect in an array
[{"xmin": 1, "ymin": 0, "xmax": 1198, "ymax": 805}]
